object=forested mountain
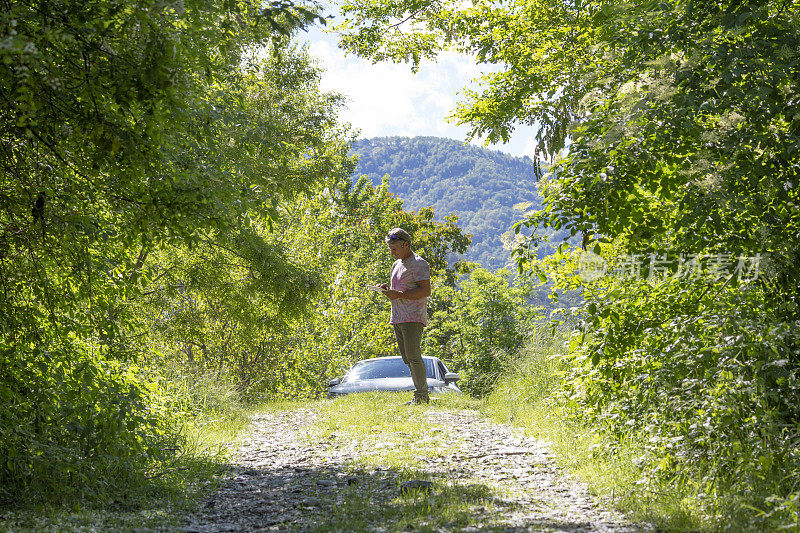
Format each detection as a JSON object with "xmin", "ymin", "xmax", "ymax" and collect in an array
[{"xmin": 351, "ymin": 136, "xmax": 548, "ymax": 268}]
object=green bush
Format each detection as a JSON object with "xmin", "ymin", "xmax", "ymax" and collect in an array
[
  {"xmin": 484, "ymin": 320, "xmax": 800, "ymax": 530},
  {"xmin": 565, "ymin": 276, "xmax": 800, "ymax": 529},
  {"xmin": 0, "ymin": 342, "xmax": 180, "ymax": 505},
  {"xmin": 424, "ymin": 268, "xmax": 539, "ymax": 396}
]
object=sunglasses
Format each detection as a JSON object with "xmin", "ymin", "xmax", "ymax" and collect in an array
[{"xmin": 385, "ymin": 234, "xmax": 408, "ymax": 242}]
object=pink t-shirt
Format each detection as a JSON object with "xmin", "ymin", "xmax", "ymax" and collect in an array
[{"xmin": 389, "ymin": 252, "xmax": 430, "ymax": 325}]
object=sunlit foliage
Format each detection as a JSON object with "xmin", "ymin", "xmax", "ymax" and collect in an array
[
  {"xmin": 335, "ymin": 0, "xmax": 800, "ymax": 526},
  {"xmin": 0, "ymin": 0, "xmax": 336, "ymax": 503}
]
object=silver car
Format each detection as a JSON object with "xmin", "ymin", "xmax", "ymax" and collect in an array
[{"xmin": 327, "ymin": 356, "xmax": 461, "ymax": 398}]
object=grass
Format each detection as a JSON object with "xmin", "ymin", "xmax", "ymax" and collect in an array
[
  {"xmin": 477, "ymin": 375, "xmax": 704, "ymax": 531},
  {"xmin": 306, "ymin": 471, "xmax": 504, "ymax": 533},
  {"xmin": 0, "ymin": 369, "xmax": 262, "ymax": 532},
  {"xmin": 303, "ymin": 391, "xmax": 524, "ymax": 532},
  {"xmin": 454, "ymin": 327, "xmax": 726, "ymax": 532},
  {"xmin": 308, "ymin": 391, "xmax": 459, "ymax": 469}
]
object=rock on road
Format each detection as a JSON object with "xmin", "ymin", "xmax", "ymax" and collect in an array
[{"xmin": 184, "ymin": 405, "xmax": 650, "ymax": 532}]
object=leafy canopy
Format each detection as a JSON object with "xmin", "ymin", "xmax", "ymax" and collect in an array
[
  {"xmin": 0, "ymin": 0, "xmax": 341, "ymax": 503},
  {"xmin": 335, "ymin": 0, "xmax": 800, "ymax": 524}
]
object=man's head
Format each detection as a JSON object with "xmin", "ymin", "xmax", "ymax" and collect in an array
[{"xmin": 385, "ymin": 228, "xmax": 412, "ymax": 260}]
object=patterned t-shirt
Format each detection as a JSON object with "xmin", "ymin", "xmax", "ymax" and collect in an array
[{"xmin": 389, "ymin": 252, "xmax": 430, "ymax": 325}]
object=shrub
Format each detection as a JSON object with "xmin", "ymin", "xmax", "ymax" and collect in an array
[
  {"xmin": 424, "ymin": 268, "xmax": 539, "ymax": 396},
  {"xmin": 0, "ymin": 342, "xmax": 180, "ymax": 505}
]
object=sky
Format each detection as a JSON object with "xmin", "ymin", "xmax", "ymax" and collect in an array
[{"xmin": 295, "ymin": 24, "xmax": 539, "ymax": 159}]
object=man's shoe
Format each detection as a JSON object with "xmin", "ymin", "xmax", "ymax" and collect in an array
[{"xmin": 403, "ymin": 397, "xmax": 430, "ymax": 406}]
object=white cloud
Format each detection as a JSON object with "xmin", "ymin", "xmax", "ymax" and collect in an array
[
  {"xmin": 299, "ymin": 28, "xmax": 539, "ymax": 158},
  {"xmin": 523, "ymin": 137, "xmax": 539, "ymax": 159}
]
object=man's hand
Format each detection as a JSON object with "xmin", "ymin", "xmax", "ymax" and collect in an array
[
  {"xmin": 379, "ymin": 283, "xmax": 402, "ymax": 300},
  {"xmin": 381, "ymin": 280, "xmax": 430, "ymax": 301},
  {"xmin": 383, "ymin": 289, "xmax": 403, "ymax": 300}
]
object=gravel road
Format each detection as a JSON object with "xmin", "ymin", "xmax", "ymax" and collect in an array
[{"xmin": 184, "ymin": 405, "xmax": 650, "ymax": 532}]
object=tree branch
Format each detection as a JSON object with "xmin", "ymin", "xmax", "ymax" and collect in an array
[{"xmin": 388, "ymin": 1, "xmax": 437, "ymax": 29}]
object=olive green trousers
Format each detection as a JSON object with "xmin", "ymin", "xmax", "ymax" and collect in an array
[{"xmin": 393, "ymin": 322, "xmax": 429, "ymax": 402}]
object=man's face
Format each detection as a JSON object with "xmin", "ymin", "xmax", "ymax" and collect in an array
[{"xmin": 387, "ymin": 241, "xmax": 408, "ymax": 259}]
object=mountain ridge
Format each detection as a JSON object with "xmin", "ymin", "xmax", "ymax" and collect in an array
[{"xmin": 351, "ymin": 136, "xmax": 545, "ymax": 268}]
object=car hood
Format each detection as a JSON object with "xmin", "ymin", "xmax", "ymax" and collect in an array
[{"xmin": 329, "ymin": 377, "xmax": 441, "ymax": 395}]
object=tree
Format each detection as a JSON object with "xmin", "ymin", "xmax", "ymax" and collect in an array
[
  {"xmin": 424, "ymin": 267, "xmax": 538, "ymax": 396},
  {"xmin": 335, "ymin": 0, "xmax": 800, "ymax": 522},
  {"xmin": 140, "ymin": 165, "xmax": 472, "ymax": 399},
  {"xmin": 0, "ymin": 0, "xmax": 335, "ymax": 503},
  {"xmin": 334, "ymin": 0, "xmax": 799, "ymax": 291}
]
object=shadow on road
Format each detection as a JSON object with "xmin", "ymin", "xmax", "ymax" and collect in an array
[{"xmin": 185, "ymin": 461, "xmax": 622, "ymax": 532}]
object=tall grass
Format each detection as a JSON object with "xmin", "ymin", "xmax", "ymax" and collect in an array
[
  {"xmin": 0, "ymin": 367, "xmax": 258, "ymax": 532},
  {"xmin": 159, "ymin": 364, "xmax": 256, "ymax": 452},
  {"xmin": 473, "ymin": 325, "xmax": 710, "ymax": 531}
]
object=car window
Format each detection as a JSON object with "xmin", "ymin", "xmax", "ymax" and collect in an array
[
  {"xmin": 344, "ymin": 359, "xmax": 409, "ymax": 381},
  {"xmin": 345, "ymin": 358, "xmax": 436, "ymax": 381},
  {"xmin": 425, "ymin": 359, "xmax": 435, "ymax": 379},
  {"xmin": 437, "ymin": 361, "xmax": 447, "ymax": 378}
]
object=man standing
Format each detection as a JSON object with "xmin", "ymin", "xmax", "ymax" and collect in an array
[{"xmin": 379, "ymin": 228, "xmax": 431, "ymax": 404}]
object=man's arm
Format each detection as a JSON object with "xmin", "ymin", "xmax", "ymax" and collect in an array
[{"xmin": 384, "ymin": 279, "xmax": 430, "ymax": 300}]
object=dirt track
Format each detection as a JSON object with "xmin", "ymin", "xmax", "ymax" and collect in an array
[{"xmin": 184, "ymin": 405, "xmax": 649, "ymax": 532}]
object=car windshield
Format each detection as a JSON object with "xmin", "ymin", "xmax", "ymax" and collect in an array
[{"xmin": 344, "ymin": 358, "xmax": 435, "ymax": 381}]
